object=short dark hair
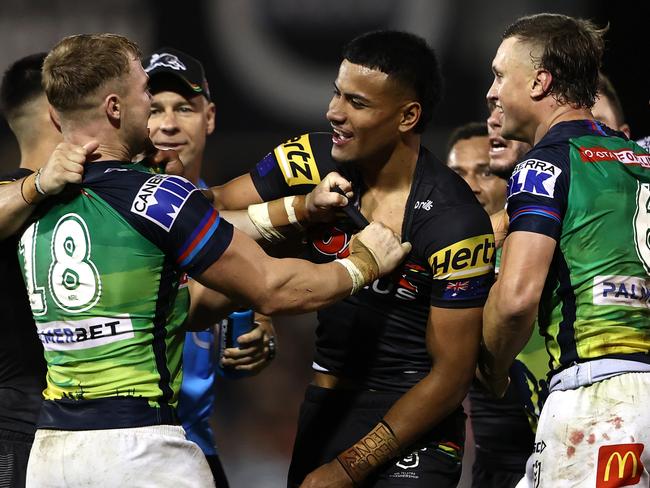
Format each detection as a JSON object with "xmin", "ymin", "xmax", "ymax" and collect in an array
[
  {"xmin": 446, "ymin": 122, "xmax": 488, "ymax": 157},
  {"xmin": 342, "ymin": 30, "xmax": 442, "ymax": 133},
  {"xmin": 0, "ymin": 52, "xmax": 47, "ymax": 121},
  {"xmin": 503, "ymin": 13, "xmax": 607, "ymax": 108},
  {"xmin": 597, "ymin": 72, "xmax": 625, "ymax": 126}
]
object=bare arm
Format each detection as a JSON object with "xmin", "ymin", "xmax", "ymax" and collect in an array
[
  {"xmin": 186, "ymin": 279, "xmax": 237, "ymax": 331},
  {"xmin": 300, "ymin": 306, "xmax": 483, "ymax": 487},
  {"xmin": 478, "ymin": 230, "xmax": 555, "ymax": 396},
  {"xmin": 217, "ymin": 172, "xmax": 352, "ymax": 242},
  {"xmin": 195, "ymin": 223, "xmax": 409, "ymax": 316},
  {"xmin": 209, "ymin": 173, "xmax": 263, "ymax": 210}
]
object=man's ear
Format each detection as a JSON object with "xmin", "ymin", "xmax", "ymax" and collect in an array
[
  {"xmin": 206, "ymin": 102, "xmax": 216, "ymax": 136},
  {"xmin": 399, "ymin": 101, "xmax": 421, "ymax": 133},
  {"xmin": 531, "ymin": 69, "xmax": 552, "ymax": 99},
  {"xmin": 105, "ymin": 93, "xmax": 121, "ymax": 123},
  {"xmin": 48, "ymin": 104, "xmax": 62, "ymax": 133}
]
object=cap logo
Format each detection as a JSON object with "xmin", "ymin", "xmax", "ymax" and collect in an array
[{"xmin": 145, "ymin": 53, "xmax": 186, "ymax": 72}]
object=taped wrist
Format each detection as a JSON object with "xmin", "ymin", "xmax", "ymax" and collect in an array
[
  {"xmin": 247, "ymin": 195, "xmax": 307, "ymax": 243},
  {"xmin": 336, "ymin": 420, "xmax": 400, "ymax": 484},
  {"xmin": 335, "ymin": 236, "xmax": 380, "ymax": 294},
  {"xmin": 20, "ymin": 173, "xmax": 45, "ymax": 205}
]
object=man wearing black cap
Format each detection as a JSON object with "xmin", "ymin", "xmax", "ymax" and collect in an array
[{"xmin": 144, "ymin": 47, "xmax": 277, "ymax": 487}]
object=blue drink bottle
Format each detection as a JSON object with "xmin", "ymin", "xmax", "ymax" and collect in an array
[{"xmin": 215, "ymin": 309, "xmax": 255, "ymax": 378}]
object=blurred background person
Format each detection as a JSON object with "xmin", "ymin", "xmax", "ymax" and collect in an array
[
  {"xmin": 446, "ymin": 121, "xmax": 507, "ymax": 216},
  {"xmin": 592, "ymin": 72, "xmax": 630, "ymax": 137},
  {"xmin": 145, "ymin": 46, "xmax": 277, "ymax": 487}
]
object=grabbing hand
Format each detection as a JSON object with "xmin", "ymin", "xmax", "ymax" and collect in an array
[
  {"xmin": 304, "ymin": 172, "xmax": 353, "ymax": 223},
  {"xmin": 140, "ymin": 138, "xmax": 185, "ymax": 176},
  {"xmin": 354, "ymin": 222, "xmax": 412, "ymax": 277},
  {"xmin": 38, "ymin": 140, "xmax": 100, "ymax": 195}
]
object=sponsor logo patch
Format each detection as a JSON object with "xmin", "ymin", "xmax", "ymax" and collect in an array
[
  {"xmin": 593, "ymin": 275, "xmax": 650, "ymax": 308},
  {"xmin": 428, "ymin": 234, "xmax": 495, "ymax": 279},
  {"xmin": 442, "ymin": 275, "xmax": 490, "ymax": 300},
  {"xmin": 37, "ymin": 316, "xmax": 134, "ymax": 351},
  {"xmin": 131, "ymin": 175, "xmax": 197, "ymax": 231},
  {"xmin": 580, "ymin": 147, "xmax": 650, "ymax": 168},
  {"xmin": 274, "ymin": 134, "xmax": 321, "ymax": 186},
  {"xmin": 508, "ymin": 159, "xmax": 562, "ymax": 199},
  {"xmin": 596, "ymin": 443, "xmax": 644, "ymax": 487},
  {"xmin": 414, "ymin": 200, "xmax": 433, "ymax": 211}
]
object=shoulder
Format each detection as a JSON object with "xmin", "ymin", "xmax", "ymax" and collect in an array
[{"xmin": 417, "ymin": 146, "xmax": 478, "ymax": 207}]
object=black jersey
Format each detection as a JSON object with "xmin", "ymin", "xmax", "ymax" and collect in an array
[
  {"xmin": 0, "ymin": 168, "xmax": 46, "ymax": 435},
  {"xmin": 251, "ymin": 133, "xmax": 495, "ymax": 391}
]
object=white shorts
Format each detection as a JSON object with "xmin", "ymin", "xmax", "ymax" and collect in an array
[
  {"xmin": 516, "ymin": 372, "xmax": 650, "ymax": 487},
  {"xmin": 26, "ymin": 424, "xmax": 215, "ymax": 488}
]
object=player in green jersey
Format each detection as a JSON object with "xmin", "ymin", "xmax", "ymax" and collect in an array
[
  {"xmin": 19, "ymin": 33, "xmax": 409, "ymax": 487},
  {"xmin": 480, "ymin": 13, "xmax": 650, "ymax": 487}
]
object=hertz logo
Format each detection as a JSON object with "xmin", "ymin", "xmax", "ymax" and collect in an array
[
  {"xmin": 428, "ymin": 234, "xmax": 495, "ymax": 279},
  {"xmin": 596, "ymin": 443, "xmax": 644, "ymax": 487},
  {"xmin": 274, "ymin": 134, "xmax": 321, "ymax": 187}
]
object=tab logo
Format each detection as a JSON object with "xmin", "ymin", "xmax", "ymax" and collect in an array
[
  {"xmin": 131, "ymin": 175, "xmax": 197, "ymax": 231},
  {"xmin": 508, "ymin": 159, "xmax": 561, "ymax": 199},
  {"xmin": 428, "ymin": 234, "xmax": 495, "ymax": 280},
  {"xmin": 274, "ymin": 134, "xmax": 321, "ymax": 187},
  {"xmin": 593, "ymin": 275, "xmax": 650, "ymax": 308},
  {"xmin": 596, "ymin": 443, "xmax": 644, "ymax": 487}
]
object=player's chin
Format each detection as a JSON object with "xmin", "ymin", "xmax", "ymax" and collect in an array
[{"xmin": 331, "ymin": 145, "xmax": 355, "ymax": 164}]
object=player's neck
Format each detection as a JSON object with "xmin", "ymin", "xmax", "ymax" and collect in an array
[
  {"xmin": 18, "ymin": 135, "xmax": 61, "ymax": 171},
  {"xmin": 533, "ymin": 105, "xmax": 593, "ymax": 145},
  {"xmin": 361, "ymin": 135, "xmax": 420, "ymax": 192}
]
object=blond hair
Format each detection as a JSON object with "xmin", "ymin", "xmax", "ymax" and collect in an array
[{"xmin": 43, "ymin": 33, "xmax": 141, "ymax": 112}]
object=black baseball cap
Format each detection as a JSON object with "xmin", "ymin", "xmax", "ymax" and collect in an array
[{"xmin": 144, "ymin": 47, "xmax": 211, "ymax": 101}]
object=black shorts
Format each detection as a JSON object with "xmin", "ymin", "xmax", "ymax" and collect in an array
[
  {"xmin": 0, "ymin": 429, "xmax": 34, "ymax": 488},
  {"xmin": 287, "ymin": 385, "xmax": 465, "ymax": 487}
]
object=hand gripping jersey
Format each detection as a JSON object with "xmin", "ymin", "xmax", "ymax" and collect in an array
[
  {"xmin": 507, "ymin": 120, "xmax": 650, "ymax": 374},
  {"xmin": 17, "ymin": 162, "xmax": 233, "ymax": 430},
  {"xmin": 251, "ymin": 133, "xmax": 495, "ymax": 392},
  {"xmin": 0, "ymin": 169, "xmax": 46, "ymax": 435}
]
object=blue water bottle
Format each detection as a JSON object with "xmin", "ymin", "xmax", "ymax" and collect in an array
[{"xmin": 216, "ymin": 309, "xmax": 255, "ymax": 378}]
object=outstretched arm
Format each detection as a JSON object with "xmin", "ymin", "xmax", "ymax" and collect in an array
[
  {"xmin": 194, "ymin": 222, "xmax": 410, "ymax": 316},
  {"xmin": 0, "ymin": 141, "xmax": 98, "ymax": 239}
]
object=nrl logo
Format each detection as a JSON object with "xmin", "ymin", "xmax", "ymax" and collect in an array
[{"xmin": 145, "ymin": 53, "xmax": 186, "ymax": 72}]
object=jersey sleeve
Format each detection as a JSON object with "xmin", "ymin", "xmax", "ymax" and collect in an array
[
  {"xmin": 249, "ymin": 132, "xmax": 337, "ymax": 200},
  {"xmin": 0, "ymin": 168, "xmax": 32, "ymax": 183},
  {"xmin": 506, "ymin": 146, "xmax": 569, "ymax": 240},
  {"xmin": 417, "ymin": 204, "xmax": 495, "ymax": 308},
  {"xmin": 86, "ymin": 168, "xmax": 233, "ymax": 277}
]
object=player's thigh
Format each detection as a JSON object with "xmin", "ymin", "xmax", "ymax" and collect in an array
[{"xmin": 522, "ymin": 372, "xmax": 650, "ymax": 487}]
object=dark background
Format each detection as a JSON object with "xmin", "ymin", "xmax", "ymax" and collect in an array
[{"xmin": 0, "ymin": 1, "xmax": 647, "ymax": 486}]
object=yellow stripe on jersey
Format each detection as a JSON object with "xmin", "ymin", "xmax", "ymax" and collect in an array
[
  {"xmin": 428, "ymin": 234, "xmax": 495, "ymax": 280},
  {"xmin": 273, "ymin": 134, "xmax": 322, "ymax": 187}
]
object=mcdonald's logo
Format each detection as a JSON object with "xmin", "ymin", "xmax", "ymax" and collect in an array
[{"xmin": 596, "ymin": 443, "xmax": 644, "ymax": 487}]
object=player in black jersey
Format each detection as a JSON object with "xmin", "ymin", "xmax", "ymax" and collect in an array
[
  {"xmin": 207, "ymin": 31, "xmax": 494, "ymax": 487},
  {"xmin": 0, "ymin": 53, "xmax": 100, "ymax": 488}
]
